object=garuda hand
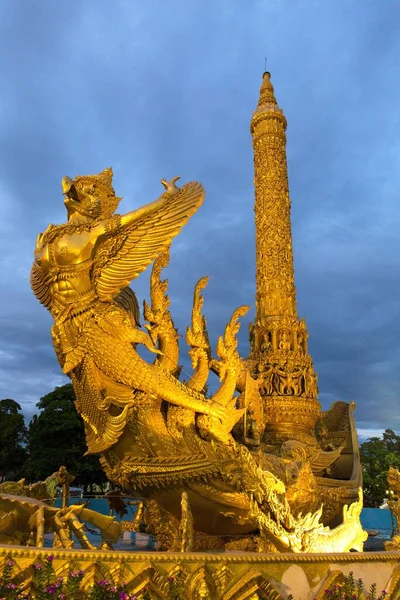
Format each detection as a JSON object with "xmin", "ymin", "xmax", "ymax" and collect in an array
[{"xmin": 160, "ymin": 176, "xmax": 181, "ymax": 194}]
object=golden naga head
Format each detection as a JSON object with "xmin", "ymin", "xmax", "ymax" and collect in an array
[{"xmin": 62, "ymin": 167, "xmax": 121, "ymax": 221}]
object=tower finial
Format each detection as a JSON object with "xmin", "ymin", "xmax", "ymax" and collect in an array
[{"xmin": 256, "ymin": 70, "xmax": 278, "ymax": 111}]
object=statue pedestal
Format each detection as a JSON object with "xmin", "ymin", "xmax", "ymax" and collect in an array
[{"xmin": 2, "ymin": 546, "xmax": 399, "ymax": 599}]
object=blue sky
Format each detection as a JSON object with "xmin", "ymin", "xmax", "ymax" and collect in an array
[{"xmin": 0, "ymin": 0, "xmax": 399, "ymax": 440}]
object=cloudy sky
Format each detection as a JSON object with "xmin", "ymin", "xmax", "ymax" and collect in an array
[{"xmin": 0, "ymin": 0, "xmax": 399, "ymax": 440}]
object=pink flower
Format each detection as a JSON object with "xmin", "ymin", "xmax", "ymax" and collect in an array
[
  {"xmin": 7, "ymin": 560, "xmax": 15, "ymax": 567},
  {"xmin": 47, "ymin": 554, "xmax": 54, "ymax": 562},
  {"xmin": 44, "ymin": 584, "xmax": 57, "ymax": 594},
  {"xmin": 70, "ymin": 570, "xmax": 84, "ymax": 578},
  {"xmin": 34, "ymin": 564, "xmax": 43, "ymax": 570}
]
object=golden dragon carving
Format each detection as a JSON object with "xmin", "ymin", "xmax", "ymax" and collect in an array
[
  {"xmin": 143, "ymin": 248, "xmax": 181, "ymax": 377},
  {"xmin": 186, "ymin": 276, "xmax": 212, "ymax": 392}
]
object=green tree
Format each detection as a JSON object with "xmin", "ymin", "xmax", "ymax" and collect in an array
[
  {"xmin": 360, "ymin": 428, "xmax": 400, "ymax": 507},
  {"xmin": 25, "ymin": 384, "xmax": 107, "ymax": 493},
  {"xmin": 0, "ymin": 399, "xmax": 27, "ymax": 482}
]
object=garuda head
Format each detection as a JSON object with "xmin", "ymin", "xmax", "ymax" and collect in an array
[{"xmin": 62, "ymin": 167, "xmax": 121, "ymax": 221}]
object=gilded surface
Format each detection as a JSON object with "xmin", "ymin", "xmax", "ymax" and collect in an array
[
  {"xmin": 1, "ymin": 547, "xmax": 400, "ymax": 600},
  {"xmin": 0, "ymin": 493, "xmax": 120, "ymax": 549},
  {"xmin": 249, "ymin": 72, "xmax": 320, "ymax": 447},
  {"xmin": 0, "ymin": 472, "xmax": 58, "ymax": 504},
  {"xmin": 29, "ymin": 74, "xmax": 365, "ymax": 553},
  {"xmin": 385, "ymin": 466, "xmax": 400, "ymax": 551},
  {"xmin": 247, "ymin": 73, "xmax": 361, "ymax": 528}
]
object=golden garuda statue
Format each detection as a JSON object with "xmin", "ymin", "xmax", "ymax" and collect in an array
[
  {"xmin": 31, "ymin": 73, "xmax": 367, "ymax": 553},
  {"xmin": 31, "ymin": 171, "xmax": 229, "ymax": 452}
]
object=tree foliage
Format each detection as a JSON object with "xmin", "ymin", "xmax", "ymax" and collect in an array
[
  {"xmin": 360, "ymin": 428, "xmax": 400, "ymax": 507},
  {"xmin": 25, "ymin": 384, "xmax": 107, "ymax": 493},
  {"xmin": 0, "ymin": 399, "xmax": 27, "ymax": 481}
]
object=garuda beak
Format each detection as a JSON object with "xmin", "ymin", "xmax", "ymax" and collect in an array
[
  {"xmin": 62, "ymin": 176, "xmax": 74, "ymax": 196},
  {"xmin": 62, "ymin": 176, "xmax": 85, "ymax": 205}
]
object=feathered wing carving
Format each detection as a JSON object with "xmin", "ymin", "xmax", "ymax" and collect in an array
[
  {"xmin": 30, "ymin": 262, "xmax": 52, "ymax": 310},
  {"xmin": 115, "ymin": 287, "xmax": 141, "ymax": 327},
  {"xmin": 71, "ymin": 359, "xmax": 133, "ymax": 454},
  {"xmin": 94, "ymin": 181, "xmax": 204, "ymax": 302}
]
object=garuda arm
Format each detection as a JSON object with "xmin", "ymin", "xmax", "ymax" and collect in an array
[
  {"xmin": 118, "ymin": 177, "xmax": 184, "ymax": 231},
  {"xmin": 92, "ymin": 177, "xmax": 205, "ymax": 302}
]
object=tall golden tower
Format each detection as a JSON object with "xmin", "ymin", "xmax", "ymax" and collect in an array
[{"xmin": 250, "ymin": 72, "xmax": 321, "ymax": 447}]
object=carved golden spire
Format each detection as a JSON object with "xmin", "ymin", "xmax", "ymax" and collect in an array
[
  {"xmin": 249, "ymin": 72, "xmax": 321, "ymax": 446},
  {"xmin": 251, "ymin": 72, "xmax": 295, "ymax": 320}
]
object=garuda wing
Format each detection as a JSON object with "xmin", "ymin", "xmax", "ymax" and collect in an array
[{"xmin": 94, "ymin": 181, "xmax": 204, "ymax": 302}]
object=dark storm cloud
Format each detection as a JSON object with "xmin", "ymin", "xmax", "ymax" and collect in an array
[{"xmin": 0, "ymin": 0, "xmax": 399, "ymax": 438}]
